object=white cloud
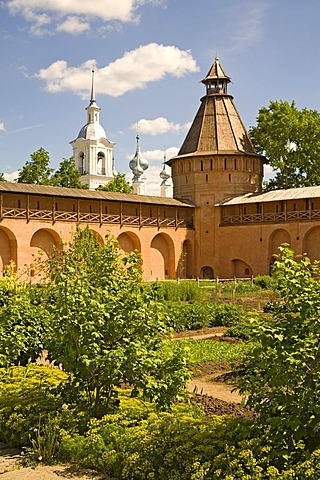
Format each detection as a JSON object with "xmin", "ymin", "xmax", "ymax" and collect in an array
[
  {"xmin": 36, "ymin": 43, "xmax": 199, "ymax": 97},
  {"xmin": 134, "ymin": 117, "xmax": 191, "ymax": 135},
  {"xmin": 126, "ymin": 146, "xmax": 178, "ymax": 164},
  {"xmin": 144, "ymin": 147, "xmax": 179, "ymax": 163},
  {"xmin": 263, "ymin": 163, "xmax": 276, "ymax": 181},
  {"xmin": 0, "ymin": 122, "xmax": 6, "ymax": 132},
  {"xmin": 3, "ymin": 171, "xmax": 19, "ymax": 182},
  {"xmin": 56, "ymin": 16, "xmax": 90, "ymax": 35},
  {"xmin": 5, "ymin": 0, "xmax": 160, "ymax": 35}
]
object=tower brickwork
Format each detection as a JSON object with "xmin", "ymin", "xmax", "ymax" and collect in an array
[{"xmin": 168, "ymin": 57, "xmax": 264, "ymax": 278}]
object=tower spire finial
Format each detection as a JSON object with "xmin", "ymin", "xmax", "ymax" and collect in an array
[{"xmin": 90, "ymin": 69, "xmax": 96, "ymax": 104}]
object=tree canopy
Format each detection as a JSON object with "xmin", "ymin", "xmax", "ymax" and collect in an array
[
  {"xmin": 97, "ymin": 173, "xmax": 133, "ymax": 193},
  {"xmin": 17, "ymin": 147, "xmax": 53, "ymax": 185},
  {"xmin": 249, "ymin": 100, "xmax": 320, "ymax": 190},
  {"xmin": 50, "ymin": 156, "xmax": 86, "ymax": 189},
  {"xmin": 17, "ymin": 148, "xmax": 86, "ymax": 188}
]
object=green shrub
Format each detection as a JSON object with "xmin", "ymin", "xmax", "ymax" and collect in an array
[
  {"xmin": 0, "ymin": 365, "xmax": 69, "ymax": 447},
  {"xmin": 253, "ymin": 275, "xmax": 274, "ymax": 289},
  {"xmin": 166, "ymin": 302, "xmax": 246, "ymax": 331},
  {"xmin": 226, "ymin": 321, "xmax": 256, "ymax": 340},
  {"xmin": 59, "ymin": 411, "xmax": 254, "ymax": 479},
  {"xmin": 156, "ymin": 281, "xmax": 205, "ymax": 302}
]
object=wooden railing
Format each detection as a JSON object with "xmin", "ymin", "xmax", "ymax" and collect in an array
[
  {"xmin": 0, "ymin": 207, "xmax": 193, "ymax": 229},
  {"xmin": 221, "ymin": 209, "xmax": 320, "ymax": 226}
]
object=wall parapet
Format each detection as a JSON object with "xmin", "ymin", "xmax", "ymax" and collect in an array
[
  {"xmin": 221, "ymin": 209, "xmax": 320, "ymax": 226},
  {"xmin": 0, "ymin": 207, "xmax": 193, "ymax": 229}
]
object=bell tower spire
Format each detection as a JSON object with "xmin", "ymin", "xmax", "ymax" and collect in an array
[{"xmin": 70, "ymin": 69, "xmax": 116, "ymax": 189}]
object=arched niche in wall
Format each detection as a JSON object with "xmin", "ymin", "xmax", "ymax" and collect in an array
[
  {"xmin": 0, "ymin": 227, "xmax": 17, "ymax": 272},
  {"xmin": 30, "ymin": 228, "xmax": 61, "ymax": 259},
  {"xmin": 150, "ymin": 232, "xmax": 175, "ymax": 280},
  {"xmin": 117, "ymin": 231, "xmax": 141, "ymax": 253},
  {"xmin": 303, "ymin": 226, "xmax": 320, "ymax": 262},
  {"xmin": 231, "ymin": 259, "xmax": 252, "ymax": 278},
  {"xmin": 90, "ymin": 229, "xmax": 105, "ymax": 246},
  {"xmin": 268, "ymin": 228, "xmax": 291, "ymax": 271},
  {"xmin": 201, "ymin": 266, "xmax": 214, "ymax": 279}
]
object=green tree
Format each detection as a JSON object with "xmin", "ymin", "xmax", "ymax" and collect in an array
[
  {"xmin": 46, "ymin": 228, "xmax": 188, "ymax": 416},
  {"xmin": 0, "ymin": 173, "xmax": 6, "ymax": 182},
  {"xmin": 239, "ymin": 246, "xmax": 320, "ymax": 454},
  {"xmin": 51, "ymin": 156, "xmax": 86, "ymax": 189},
  {"xmin": 97, "ymin": 173, "xmax": 133, "ymax": 193},
  {"xmin": 250, "ymin": 100, "xmax": 320, "ymax": 190},
  {"xmin": 17, "ymin": 147, "xmax": 53, "ymax": 185}
]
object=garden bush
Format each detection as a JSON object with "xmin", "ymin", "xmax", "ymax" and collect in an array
[
  {"xmin": 155, "ymin": 280, "xmax": 205, "ymax": 302},
  {"xmin": 166, "ymin": 302, "xmax": 246, "ymax": 331},
  {"xmin": 0, "ymin": 365, "xmax": 69, "ymax": 447},
  {"xmin": 253, "ymin": 275, "xmax": 274, "ymax": 290}
]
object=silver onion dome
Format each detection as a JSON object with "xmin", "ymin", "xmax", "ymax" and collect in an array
[{"xmin": 129, "ymin": 134, "xmax": 149, "ymax": 172}]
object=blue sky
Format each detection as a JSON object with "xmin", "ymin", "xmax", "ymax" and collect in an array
[{"xmin": 0, "ymin": 0, "xmax": 320, "ymax": 194}]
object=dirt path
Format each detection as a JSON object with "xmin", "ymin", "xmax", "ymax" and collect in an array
[
  {"xmin": 0, "ymin": 442, "xmax": 108, "ymax": 480},
  {"xmin": 188, "ymin": 370, "xmax": 243, "ymax": 403}
]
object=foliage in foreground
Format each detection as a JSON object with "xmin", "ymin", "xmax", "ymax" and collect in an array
[
  {"xmin": 0, "ymin": 229, "xmax": 189, "ymax": 417},
  {"xmin": 2, "ymin": 365, "xmax": 320, "ymax": 479},
  {"xmin": 239, "ymin": 246, "xmax": 320, "ymax": 455},
  {"xmin": 44, "ymin": 228, "xmax": 190, "ymax": 416}
]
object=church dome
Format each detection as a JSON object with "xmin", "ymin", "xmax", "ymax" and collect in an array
[{"xmin": 77, "ymin": 122, "xmax": 106, "ymax": 140}]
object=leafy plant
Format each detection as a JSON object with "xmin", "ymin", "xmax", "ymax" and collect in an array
[
  {"xmin": 0, "ymin": 264, "xmax": 50, "ymax": 367},
  {"xmin": 156, "ymin": 280, "xmax": 205, "ymax": 302},
  {"xmin": 239, "ymin": 246, "xmax": 320, "ymax": 455},
  {"xmin": 166, "ymin": 302, "xmax": 246, "ymax": 332},
  {"xmin": 46, "ymin": 227, "xmax": 189, "ymax": 416}
]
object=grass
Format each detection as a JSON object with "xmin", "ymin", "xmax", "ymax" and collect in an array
[{"xmin": 169, "ymin": 338, "xmax": 253, "ymax": 365}]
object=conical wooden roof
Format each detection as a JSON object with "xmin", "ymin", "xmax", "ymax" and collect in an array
[{"xmin": 171, "ymin": 58, "xmax": 257, "ymax": 159}]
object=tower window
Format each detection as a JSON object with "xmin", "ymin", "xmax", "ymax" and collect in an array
[
  {"xmin": 210, "ymin": 159, "xmax": 213, "ymax": 170},
  {"xmin": 234, "ymin": 159, "xmax": 237, "ymax": 170},
  {"xmin": 18, "ymin": 199, "xmax": 21, "ymax": 208},
  {"xmin": 224, "ymin": 159, "xmax": 227, "ymax": 170},
  {"xmin": 37, "ymin": 201, "xmax": 40, "ymax": 209},
  {"xmin": 200, "ymin": 160, "xmax": 203, "ymax": 171},
  {"xmin": 229, "ymin": 173, "xmax": 231, "ymax": 182},
  {"xmin": 206, "ymin": 174, "xmax": 208, "ymax": 183}
]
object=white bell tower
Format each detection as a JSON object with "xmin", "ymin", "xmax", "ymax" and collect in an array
[{"xmin": 70, "ymin": 70, "xmax": 115, "ymax": 190}]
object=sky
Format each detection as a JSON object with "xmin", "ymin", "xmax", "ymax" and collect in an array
[{"xmin": 1, "ymin": 0, "xmax": 320, "ymax": 195}]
